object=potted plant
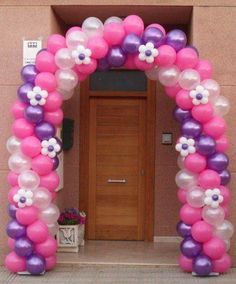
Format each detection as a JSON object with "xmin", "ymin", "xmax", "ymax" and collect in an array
[{"xmin": 57, "ymin": 208, "xmax": 86, "ymax": 252}]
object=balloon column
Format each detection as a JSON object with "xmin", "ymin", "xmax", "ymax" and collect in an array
[{"xmin": 5, "ymin": 15, "xmax": 233, "ymax": 276}]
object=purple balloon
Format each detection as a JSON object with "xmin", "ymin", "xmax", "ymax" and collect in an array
[
  {"xmin": 193, "ymin": 255, "xmax": 213, "ymax": 276},
  {"xmin": 97, "ymin": 57, "xmax": 110, "ymax": 71},
  {"xmin": 26, "ymin": 254, "xmax": 45, "ymax": 275},
  {"xmin": 21, "ymin": 64, "xmax": 38, "ymax": 84},
  {"xmin": 166, "ymin": 29, "xmax": 187, "ymax": 51},
  {"xmin": 142, "ymin": 27, "xmax": 165, "ymax": 47},
  {"xmin": 176, "ymin": 221, "xmax": 192, "ymax": 238},
  {"xmin": 107, "ymin": 46, "xmax": 126, "ymax": 67},
  {"xmin": 35, "ymin": 121, "xmax": 56, "ymax": 140},
  {"xmin": 173, "ymin": 107, "xmax": 192, "ymax": 123},
  {"xmin": 17, "ymin": 83, "xmax": 33, "ymax": 104},
  {"xmin": 24, "ymin": 105, "xmax": 44, "ymax": 124},
  {"xmin": 6, "ymin": 220, "xmax": 26, "ymax": 239},
  {"xmin": 7, "ymin": 204, "xmax": 17, "ymax": 219},
  {"xmin": 52, "ymin": 156, "xmax": 59, "ymax": 170},
  {"xmin": 219, "ymin": 169, "xmax": 231, "ymax": 185},
  {"xmin": 122, "ymin": 33, "xmax": 142, "ymax": 54},
  {"xmin": 14, "ymin": 237, "xmax": 33, "ymax": 257},
  {"xmin": 207, "ymin": 152, "xmax": 229, "ymax": 172},
  {"xmin": 181, "ymin": 119, "xmax": 202, "ymax": 138},
  {"xmin": 196, "ymin": 135, "xmax": 216, "ymax": 156},
  {"xmin": 180, "ymin": 237, "xmax": 202, "ymax": 258}
]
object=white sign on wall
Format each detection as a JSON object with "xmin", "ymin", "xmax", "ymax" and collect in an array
[{"xmin": 23, "ymin": 39, "xmax": 42, "ymax": 66}]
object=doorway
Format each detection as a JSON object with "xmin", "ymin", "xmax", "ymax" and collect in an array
[{"xmin": 79, "ymin": 70, "xmax": 156, "ymax": 241}]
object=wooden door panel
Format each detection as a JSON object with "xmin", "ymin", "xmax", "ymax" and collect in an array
[{"xmin": 88, "ymin": 97, "xmax": 146, "ymax": 240}]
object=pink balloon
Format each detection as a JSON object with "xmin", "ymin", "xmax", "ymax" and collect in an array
[
  {"xmin": 16, "ymin": 206, "xmax": 38, "ymax": 225},
  {"xmin": 7, "ymin": 237, "xmax": 15, "ymax": 250},
  {"xmin": 123, "ymin": 55, "xmax": 135, "ymax": 70},
  {"xmin": 12, "ymin": 118, "xmax": 34, "ymax": 139},
  {"xmin": 40, "ymin": 171, "xmax": 60, "ymax": 192},
  {"xmin": 177, "ymin": 188, "xmax": 187, "ymax": 203},
  {"xmin": 179, "ymin": 254, "xmax": 193, "ymax": 272},
  {"xmin": 195, "ymin": 59, "xmax": 213, "ymax": 80},
  {"xmin": 204, "ymin": 116, "xmax": 227, "ymax": 139},
  {"xmin": 8, "ymin": 186, "xmax": 19, "ymax": 204},
  {"xmin": 123, "ymin": 15, "xmax": 144, "ymax": 36},
  {"xmin": 147, "ymin": 23, "xmax": 166, "ymax": 36},
  {"xmin": 45, "ymin": 255, "xmax": 57, "ymax": 271},
  {"xmin": 77, "ymin": 71, "xmax": 88, "ymax": 82},
  {"xmin": 43, "ymin": 91, "xmax": 62, "ymax": 112},
  {"xmin": 36, "ymin": 50, "xmax": 57, "ymax": 73},
  {"xmin": 47, "ymin": 34, "xmax": 66, "ymax": 54},
  {"xmin": 35, "ymin": 72, "xmax": 56, "ymax": 92},
  {"xmin": 51, "ymin": 191, "xmax": 57, "ymax": 201},
  {"xmin": 21, "ymin": 136, "xmax": 41, "ymax": 158},
  {"xmin": 191, "ymin": 221, "xmax": 213, "ymax": 243},
  {"xmin": 87, "ymin": 36, "xmax": 109, "ymax": 59},
  {"xmin": 11, "ymin": 101, "xmax": 26, "ymax": 119},
  {"xmin": 7, "ymin": 171, "xmax": 19, "ymax": 186},
  {"xmin": 203, "ymin": 237, "xmax": 226, "ymax": 260},
  {"xmin": 184, "ymin": 153, "xmax": 206, "ymax": 173},
  {"xmin": 176, "ymin": 89, "xmax": 193, "ymax": 110},
  {"xmin": 65, "ymin": 26, "xmax": 82, "ymax": 38},
  {"xmin": 191, "ymin": 103, "xmax": 214, "ymax": 123},
  {"xmin": 35, "ymin": 236, "xmax": 57, "ymax": 257},
  {"xmin": 176, "ymin": 48, "xmax": 198, "ymax": 70},
  {"xmin": 5, "ymin": 251, "xmax": 26, "ymax": 273},
  {"xmin": 219, "ymin": 186, "xmax": 231, "ymax": 205},
  {"xmin": 213, "ymin": 253, "xmax": 231, "ymax": 273},
  {"xmin": 44, "ymin": 109, "xmax": 63, "ymax": 126},
  {"xmin": 32, "ymin": 154, "xmax": 53, "ymax": 176},
  {"xmin": 27, "ymin": 220, "xmax": 48, "ymax": 243},
  {"xmin": 155, "ymin": 45, "xmax": 176, "ymax": 67},
  {"xmin": 76, "ymin": 58, "xmax": 97, "ymax": 75},
  {"xmin": 180, "ymin": 204, "xmax": 202, "ymax": 225},
  {"xmin": 198, "ymin": 169, "xmax": 221, "ymax": 188},
  {"xmin": 165, "ymin": 83, "xmax": 181, "ymax": 99},
  {"xmin": 134, "ymin": 55, "xmax": 154, "ymax": 71},
  {"xmin": 215, "ymin": 135, "xmax": 229, "ymax": 152},
  {"xmin": 103, "ymin": 23, "xmax": 125, "ymax": 46}
]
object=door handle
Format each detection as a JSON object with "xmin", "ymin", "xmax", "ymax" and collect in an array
[{"xmin": 107, "ymin": 179, "xmax": 127, "ymax": 183}]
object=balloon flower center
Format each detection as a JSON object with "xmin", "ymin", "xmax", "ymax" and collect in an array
[
  {"xmin": 48, "ymin": 145, "xmax": 54, "ymax": 152},
  {"xmin": 182, "ymin": 143, "xmax": 188, "ymax": 150},
  {"xmin": 20, "ymin": 196, "xmax": 26, "ymax": 203},
  {"xmin": 79, "ymin": 53, "xmax": 85, "ymax": 60},
  {"xmin": 196, "ymin": 93, "xmax": 203, "ymax": 100},
  {"xmin": 35, "ymin": 94, "xmax": 42, "ymax": 101},
  {"xmin": 145, "ymin": 50, "xmax": 152, "ymax": 57},
  {"xmin": 212, "ymin": 194, "xmax": 219, "ymax": 201}
]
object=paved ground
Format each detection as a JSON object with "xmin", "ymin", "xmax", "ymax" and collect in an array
[{"xmin": 1, "ymin": 265, "xmax": 236, "ymax": 284}]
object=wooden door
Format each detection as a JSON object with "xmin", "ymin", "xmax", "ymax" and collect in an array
[{"xmin": 88, "ymin": 97, "xmax": 146, "ymax": 240}]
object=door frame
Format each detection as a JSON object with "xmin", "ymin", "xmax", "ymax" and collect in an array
[{"xmin": 79, "ymin": 75, "xmax": 156, "ymax": 241}]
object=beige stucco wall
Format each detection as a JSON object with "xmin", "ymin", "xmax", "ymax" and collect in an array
[{"xmin": 0, "ymin": 1, "xmax": 235, "ymax": 265}]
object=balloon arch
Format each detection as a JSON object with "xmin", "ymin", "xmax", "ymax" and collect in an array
[{"xmin": 5, "ymin": 15, "xmax": 233, "ymax": 276}]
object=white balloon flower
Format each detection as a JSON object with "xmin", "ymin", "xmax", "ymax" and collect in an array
[
  {"xmin": 175, "ymin": 137, "xmax": 196, "ymax": 157},
  {"xmin": 204, "ymin": 188, "xmax": 224, "ymax": 208},
  {"xmin": 138, "ymin": 42, "xmax": 158, "ymax": 64},
  {"xmin": 27, "ymin": 86, "xmax": 48, "ymax": 106},
  {"xmin": 189, "ymin": 85, "xmax": 209, "ymax": 105},
  {"xmin": 13, "ymin": 189, "xmax": 33, "ymax": 208},
  {"xmin": 41, "ymin": 138, "xmax": 61, "ymax": 158},
  {"xmin": 71, "ymin": 45, "xmax": 92, "ymax": 65}
]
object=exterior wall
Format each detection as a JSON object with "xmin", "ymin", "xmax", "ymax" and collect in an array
[{"xmin": 0, "ymin": 0, "xmax": 235, "ymax": 265}]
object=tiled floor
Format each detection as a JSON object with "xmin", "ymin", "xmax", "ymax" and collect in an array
[{"xmin": 57, "ymin": 240, "xmax": 180, "ymax": 266}]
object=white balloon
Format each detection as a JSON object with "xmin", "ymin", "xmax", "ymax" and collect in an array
[
  {"xmin": 57, "ymin": 88, "xmax": 75, "ymax": 101},
  {"xmin": 8, "ymin": 152, "xmax": 31, "ymax": 174},
  {"xmin": 18, "ymin": 170, "xmax": 40, "ymax": 190},
  {"xmin": 214, "ymin": 220, "xmax": 234, "ymax": 240},
  {"xmin": 82, "ymin": 17, "xmax": 104, "ymax": 38},
  {"xmin": 201, "ymin": 79, "xmax": 220, "ymax": 102},
  {"xmin": 145, "ymin": 66, "xmax": 159, "ymax": 81},
  {"xmin": 33, "ymin": 187, "xmax": 52, "ymax": 209},
  {"xmin": 55, "ymin": 48, "xmax": 75, "ymax": 70},
  {"xmin": 202, "ymin": 206, "xmax": 225, "ymax": 226},
  {"xmin": 224, "ymin": 239, "xmax": 231, "ymax": 251},
  {"xmin": 48, "ymin": 223, "xmax": 59, "ymax": 236},
  {"xmin": 186, "ymin": 186, "xmax": 205, "ymax": 208},
  {"xmin": 55, "ymin": 69, "xmax": 78, "ymax": 92},
  {"xmin": 175, "ymin": 169, "xmax": 198, "ymax": 189},
  {"xmin": 104, "ymin": 16, "xmax": 123, "ymax": 25},
  {"xmin": 213, "ymin": 95, "xmax": 230, "ymax": 117},
  {"xmin": 177, "ymin": 155, "xmax": 185, "ymax": 169},
  {"xmin": 6, "ymin": 136, "xmax": 21, "ymax": 154},
  {"xmin": 66, "ymin": 30, "xmax": 88, "ymax": 49},
  {"xmin": 178, "ymin": 69, "xmax": 200, "ymax": 90},
  {"xmin": 39, "ymin": 203, "xmax": 60, "ymax": 224},
  {"xmin": 158, "ymin": 65, "xmax": 180, "ymax": 87}
]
